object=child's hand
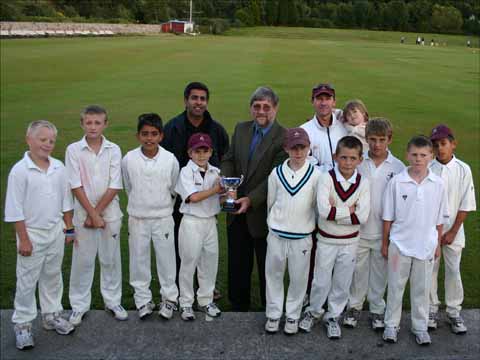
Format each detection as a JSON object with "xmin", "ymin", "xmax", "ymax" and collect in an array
[
  {"xmin": 213, "ymin": 179, "xmax": 223, "ymax": 194},
  {"xmin": 381, "ymin": 243, "xmax": 388, "ymax": 259},
  {"xmin": 84, "ymin": 216, "xmax": 94, "ymax": 228},
  {"xmin": 434, "ymin": 245, "xmax": 441, "ymax": 259},
  {"xmin": 349, "ymin": 202, "xmax": 357, "ymax": 214},
  {"xmin": 441, "ymin": 230, "xmax": 456, "ymax": 246},
  {"xmin": 92, "ymin": 214, "xmax": 105, "ymax": 229},
  {"xmin": 18, "ymin": 238, "xmax": 33, "ymax": 257}
]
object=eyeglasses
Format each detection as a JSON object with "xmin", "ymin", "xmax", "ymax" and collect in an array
[{"xmin": 252, "ymin": 103, "xmax": 272, "ymax": 112}]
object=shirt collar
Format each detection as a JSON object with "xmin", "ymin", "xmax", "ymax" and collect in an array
[
  {"xmin": 399, "ymin": 168, "xmax": 438, "ymax": 183},
  {"xmin": 334, "ymin": 164, "xmax": 358, "ymax": 184},
  {"xmin": 433, "ymin": 155, "xmax": 456, "ymax": 169},
  {"xmin": 139, "ymin": 146, "xmax": 161, "ymax": 161},
  {"xmin": 282, "ymin": 158, "xmax": 310, "ymax": 176},
  {"xmin": 187, "ymin": 159, "xmax": 219, "ymax": 174},
  {"xmin": 80, "ymin": 135, "xmax": 112, "ymax": 151},
  {"xmin": 364, "ymin": 149, "xmax": 394, "ymax": 163},
  {"xmin": 313, "ymin": 112, "xmax": 340, "ymax": 130},
  {"xmin": 24, "ymin": 151, "xmax": 59, "ymax": 172},
  {"xmin": 253, "ymin": 121, "xmax": 274, "ymax": 136}
]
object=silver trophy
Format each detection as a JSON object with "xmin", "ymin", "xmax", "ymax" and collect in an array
[{"xmin": 220, "ymin": 175, "xmax": 244, "ymax": 212}]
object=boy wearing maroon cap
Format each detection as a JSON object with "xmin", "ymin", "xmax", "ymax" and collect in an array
[
  {"xmin": 428, "ymin": 125, "xmax": 476, "ymax": 334},
  {"xmin": 265, "ymin": 128, "xmax": 320, "ymax": 335},
  {"xmin": 175, "ymin": 133, "xmax": 223, "ymax": 320}
]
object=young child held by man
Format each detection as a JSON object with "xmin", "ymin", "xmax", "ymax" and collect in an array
[
  {"xmin": 66, "ymin": 105, "xmax": 127, "ymax": 326},
  {"xmin": 300, "ymin": 136, "xmax": 370, "ymax": 339},
  {"xmin": 122, "ymin": 113, "xmax": 180, "ymax": 320},
  {"xmin": 342, "ymin": 99, "xmax": 369, "ymax": 152},
  {"xmin": 428, "ymin": 125, "xmax": 476, "ymax": 334},
  {"xmin": 264, "ymin": 128, "xmax": 320, "ymax": 335},
  {"xmin": 343, "ymin": 118, "xmax": 405, "ymax": 330},
  {"xmin": 382, "ymin": 135, "xmax": 449, "ymax": 345},
  {"xmin": 5, "ymin": 120, "xmax": 75, "ymax": 350},
  {"xmin": 175, "ymin": 133, "xmax": 223, "ymax": 321}
]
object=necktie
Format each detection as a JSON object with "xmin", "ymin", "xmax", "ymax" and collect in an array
[{"xmin": 249, "ymin": 128, "xmax": 263, "ymax": 160}]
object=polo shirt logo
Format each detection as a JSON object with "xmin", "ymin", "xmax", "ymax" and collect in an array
[
  {"xmin": 328, "ymin": 169, "xmax": 361, "ymax": 202},
  {"xmin": 402, "ymin": 195, "xmax": 408, "ymax": 200},
  {"xmin": 165, "ymin": 233, "xmax": 169, "ymax": 239},
  {"xmin": 276, "ymin": 163, "xmax": 314, "ymax": 196},
  {"xmin": 387, "ymin": 172, "xmax": 394, "ymax": 180},
  {"xmin": 302, "ymin": 250, "xmax": 307, "ymax": 255}
]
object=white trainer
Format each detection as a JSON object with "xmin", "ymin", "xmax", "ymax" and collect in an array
[
  {"xmin": 138, "ymin": 302, "xmax": 155, "ymax": 319},
  {"xmin": 299, "ymin": 311, "xmax": 321, "ymax": 333},
  {"xmin": 199, "ymin": 303, "xmax": 221, "ymax": 318},
  {"xmin": 106, "ymin": 305, "xmax": 128, "ymax": 321},
  {"xmin": 265, "ymin": 318, "xmax": 280, "ymax": 333},
  {"xmin": 69, "ymin": 310, "xmax": 86, "ymax": 326},
  {"xmin": 383, "ymin": 326, "xmax": 399, "ymax": 343},
  {"xmin": 428, "ymin": 311, "xmax": 438, "ymax": 330},
  {"xmin": 14, "ymin": 322, "xmax": 34, "ymax": 350},
  {"xmin": 42, "ymin": 312, "xmax": 75, "ymax": 335},
  {"xmin": 325, "ymin": 318, "xmax": 341, "ymax": 339},
  {"xmin": 370, "ymin": 312, "xmax": 385, "ymax": 330},
  {"xmin": 181, "ymin": 306, "xmax": 196, "ymax": 321},
  {"xmin": 159, "ymin": 301, "xmax": 177, "ymax": 320},
  {"xmin": 413, "ymin": 329, "xmax": 431, "ymax": 345},
  {"xmin": 284, "ymin": 318, "xmax": 299, "ymax": 335},
  {"xmin": 447, "ymin": 315, "xmax": 467, "ymax": 334},
  {"xmin": 343, "ymin": 308, "xmax": 360, "ymax": 328}
]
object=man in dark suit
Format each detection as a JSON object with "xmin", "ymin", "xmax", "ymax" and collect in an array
[{"xmin": 221, "ymin": 86, "xmax": 287, "ymax": 311}]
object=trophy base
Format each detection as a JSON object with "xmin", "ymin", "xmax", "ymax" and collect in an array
[{"xmin": 222, "ymin": 203, "xmax": 240, "ymax": 213}]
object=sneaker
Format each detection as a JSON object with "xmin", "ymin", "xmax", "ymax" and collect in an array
[
  {"xmin": 343, "ymin": 308, "xmax": 360, "ymax": 328},
  {"xmin": 138, "ymin": 302, "xmax": 155, "ymax": 319},
  {"xmin": 106, "ymin": 304, "xmax": 128, "ymax": 321},
  {"xmin": 413, "ymin": 329, "xmax": 431, "ymax": 345},
  {"xmin": 199, "ymin": 302, "xmax": 221, "ymax": 318},
  {"xmin": 42, "ymin": 312, "xmax": 74, "ymax": 335},
  {"xmin": 158, "ymin": 301, "xmax": 177, "ymax": 320},
  {"xmin": 181, "ymin": 306, "xmax": 196, "ymax": 321},
  {"xmin": 370, "ymin": 313, "xmax": 385, "ymax": 330},
  {"xmin": 428, "ymin": 311, "xmax": 438, "ymax": 330},
  {"xmin": 69, "ymin": 310, "xmax": 86, "ymax": 326},
  {"xmin": 284, "ymin": 318, "xmax": 299, "ymax": 335},
  {"xmin": 383, "ymin": 326, "xmax": 399, "ymax": 343},
  {"xmin": 299, "ymin": 311, "xmax": 321, "ymax": 333},
  {"xmin": 265, "ymin": 318, "xmax": 280, "ymax": 333},
  {"xmin": 325, "ymin": 318, "xmax": 341, "ymax": 339},
  {"xmin": 447, "ymin": 315, "xmax": 467, "ymax": 334},
  {"xmin": 14, "ymin": 323, "xmax": 34, "ymax": 350}
]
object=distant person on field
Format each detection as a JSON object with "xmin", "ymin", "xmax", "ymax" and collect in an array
[
  {"xmin": 428, "ymin": 125, "xmax": 476, "ymax": 334},
  {"xmin": 342, "ymin": 99, "xmax": 369, "ymax": 153},
  {"xmin": 122, "ymin": 113, "xmax": 179, "ymax": 320},
  {"xmin": 5, "ymin": 120, "xmax": 75, "ymax": 350},
  {"xmin": 467, "ymin": 40, "xmax": 471, "ymax": 47},
  {"xmin": 343, "ymin": 118, "xmax": 405, "ymax": 331},
  {"xmin": 400, "ymin": 36, "xmax": 405, "ymax": 44},
  {"xmin": 161, "ymin": 82, "xmax": 229, "ymax": 300},
  {"xmin": 382, "ymin": 136, "xmax": 449, "ymax": 345},
  {"xmin": 66, "ymin": 105, "xmax": 127, "ymax": 326}
]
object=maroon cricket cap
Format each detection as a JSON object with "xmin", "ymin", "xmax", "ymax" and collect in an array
[
  {"xmin": 188, "ymin": 133, "xmax": 212, "ymax": 150},
  {"xmin": 312, "ymin": 83, "xmax": 335, "ymax": 99},
  {"xmin": 430, "ymin": 124, "xmax": 454, "ymax": 141},
  {"xmin": 284, "ymin": 127, "xmax": 310, "ymax": 149}
]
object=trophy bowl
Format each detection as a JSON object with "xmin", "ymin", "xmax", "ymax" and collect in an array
[{"xmin": 220, "ymin": 175, "xmax": 244, "ymax": 212}]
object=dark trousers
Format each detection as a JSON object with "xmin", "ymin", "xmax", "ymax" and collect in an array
[{"xmin": 227, "ymin": 214, "xmax": 267, "ymax": 311}]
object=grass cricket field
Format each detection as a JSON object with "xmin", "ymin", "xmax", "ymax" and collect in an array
[{"xmin": 1, "ymin": 27, "xmax": 478, "ymax": 311}]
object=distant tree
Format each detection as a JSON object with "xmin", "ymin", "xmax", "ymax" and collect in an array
[
  {"xmin": 287, "ymin": 0, "xmax": 298, "ymax": 25},
  {"xmin": 277, "ymin": 0, "xmax": 289, "ymax": 25},
  {"xmin": 265, "ymin": 0, "xmax": 278, "ymax": 25},
  {"xmin": 0, "ymin": 1, "xmax": 23, "ymax": 21},
  {"xmin": 250, "ymin": 0, "xmax": 262, "ymax": 25},
  {"xmin": 384, "ymin": 0, "xmax": 408, "ymax": 31},
  {"xmin": 23, "ymin": 0, "xmax": 57, "ymax": 17},
  {"xmin": 143, "ymin": 0, "xmax": 169, "ymax": 23},
  {"xmin": 431, "ymin": 4, "xmax": 463, "ymax": 33},
  {"xmin": 335, "ymin": 2, "xmax": 355, "ymax": 28},
  {"xmin": 407, "ymin": 0, "xmax": 432, "ymax": 32},
  {"xmin": 353, "ymin": 0, "xmax": 369, "ymax": 28},
  {"xmin": 235, "ymin": 7, "xmax": 254, "ymax": 26}
]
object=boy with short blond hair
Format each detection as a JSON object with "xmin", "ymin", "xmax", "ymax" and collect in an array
[
  {"xmin": 5, "ymin": 120, "xmax": 75, "ymax": 350},
  {"xmin": 428, "ymin": 125, "xmax": 476, "ymax": 334},
  {"xmin": 122, "ymin": 113, "xmax": 180, "ymax": 320},
  {"xmin": 299, "ymin": 136, "xmax": 370, "ymax": 339},
  {"xmin": 175, "ymin": 133, "xmax": 223, "ymax": 320},
  {"xmin": 344, "ymin": 118, "xmax": 405, "ymax": 330},
  {"xmin": 66, "ymin": 105, "xmax": 127, "ymax": 326},
  {"xmin": 382, "ymin": 135, "xmax": 449, "ymax": 345}
]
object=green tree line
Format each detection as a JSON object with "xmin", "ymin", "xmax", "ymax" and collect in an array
[{"xmin": 1, "ymin": 0, "xmax": 479, "ymax": 35}]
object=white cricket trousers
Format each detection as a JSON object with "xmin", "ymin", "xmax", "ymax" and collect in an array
[
  {"xmin": 348, "ymin": 238, "xmax": 387, "ymax": 314},
  {"xmin": 265, "ymin": 232, "xmax": 312, "ymax": 320},
  {"xmin": 178, "ymin": 215, "xmax": 218, "ymax": 307},
  {"xmin": 429, "ymin": 245, "xmax": 463, "ymax": 317},
  {"xmin": 384, "ymin": 243, "xmax": 434, "ymax": 331},
  {"xmin": 307, "ymin": 238, "xmax": 358, "ymax": 319},
  {"xmin": 12, "ymin": 221, "xmax": 65, "ymax": 324},
  {"xmin": 69, "ymin": 220, "xmax": 122, "ymax": 312},
  {"xmin": 128, "ymin": 216, "xmax": 178, "ymax": 308}
]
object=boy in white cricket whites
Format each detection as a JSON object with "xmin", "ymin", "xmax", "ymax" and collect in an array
[
  {"xmin": 122, "ymin": 113, "xmax": 180, "ymax": 320},
  {"xmin": 66, "ymin": 105, "xmax": 127, "ymax": 326},
  {"xmin": 428, "ymin": 125, "xmax": 476, "ymax": 334},
  {"xmin": 5, "ymin": 120, "xmax": 75, "ymax": 350},
  {"xmin": 175, "ymin": 133, "xmax": 223, "ymax": 320},
  {"xmin": 300, "ymin": 136, "xmax": 370, "ymax": 339},
  {"xmin": 382, "ymin": 135, "xmax": 449, "ymax": 345},
  {"xmin": 344, "ymin": 118, "xmax": 405, "ymax": 330},
  {"xmin": 264, "ymin": 128, "xmax": 320, "ymax": 335}
]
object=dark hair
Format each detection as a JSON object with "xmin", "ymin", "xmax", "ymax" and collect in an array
[
  {"xmin": 336, "ymin": 136, "xmax": 363, "ymax": 156},
  {"xmin": 366, "ymin": 117, "xmax": 393, "ymax": 138},
  {"xmin": 184, "ymin": 82, "xmax": 210, "ymax": 100},
  {"xmin": 81, "ymin": 105, "xmax": 107, "ymax": 122},
  {"xmin": 137, "ymin": 113, "xmax": 163, "ymax": 133},
  {"xmin": 407, "ymin": 135, "xmax": 433, "ymax": 151}
]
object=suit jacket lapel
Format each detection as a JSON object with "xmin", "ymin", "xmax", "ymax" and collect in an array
[
  {"xmin": 247, "ymin": 121, "xmax": 277, "ymax": 179},
  {"xmin": 239, "ymin": 121, "xmax": 254, "ymax": 178}
]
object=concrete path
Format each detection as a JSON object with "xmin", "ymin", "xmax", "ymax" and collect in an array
[{"xmin": 1, "ymin": 309, "xmax": 479, "ymax": 359}]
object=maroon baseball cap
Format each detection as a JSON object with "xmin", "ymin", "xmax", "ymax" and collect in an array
[
  {"xmin": 188, "ymin": 133, "xmax": 212, "ymax": 150},
  {"xmin": 430, "ymin": 124, "xmax": 454, "ymax": 141},
  {"xmin": 312, "ymin": 83, "xmax": 335, "ymax": 99},
  {"xmin": 284, "ymin": 127, "xmax": 310, "ymax": 149}
]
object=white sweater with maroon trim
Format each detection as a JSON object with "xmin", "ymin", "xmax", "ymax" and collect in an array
[{"xmin": 316, "ymin": 166, "xmax": 370, "ymax": 245}]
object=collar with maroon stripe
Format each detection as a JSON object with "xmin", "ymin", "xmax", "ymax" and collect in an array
[{"xmin": 328, "ymin": 169, "xmax": 361, "ymax": 202}]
